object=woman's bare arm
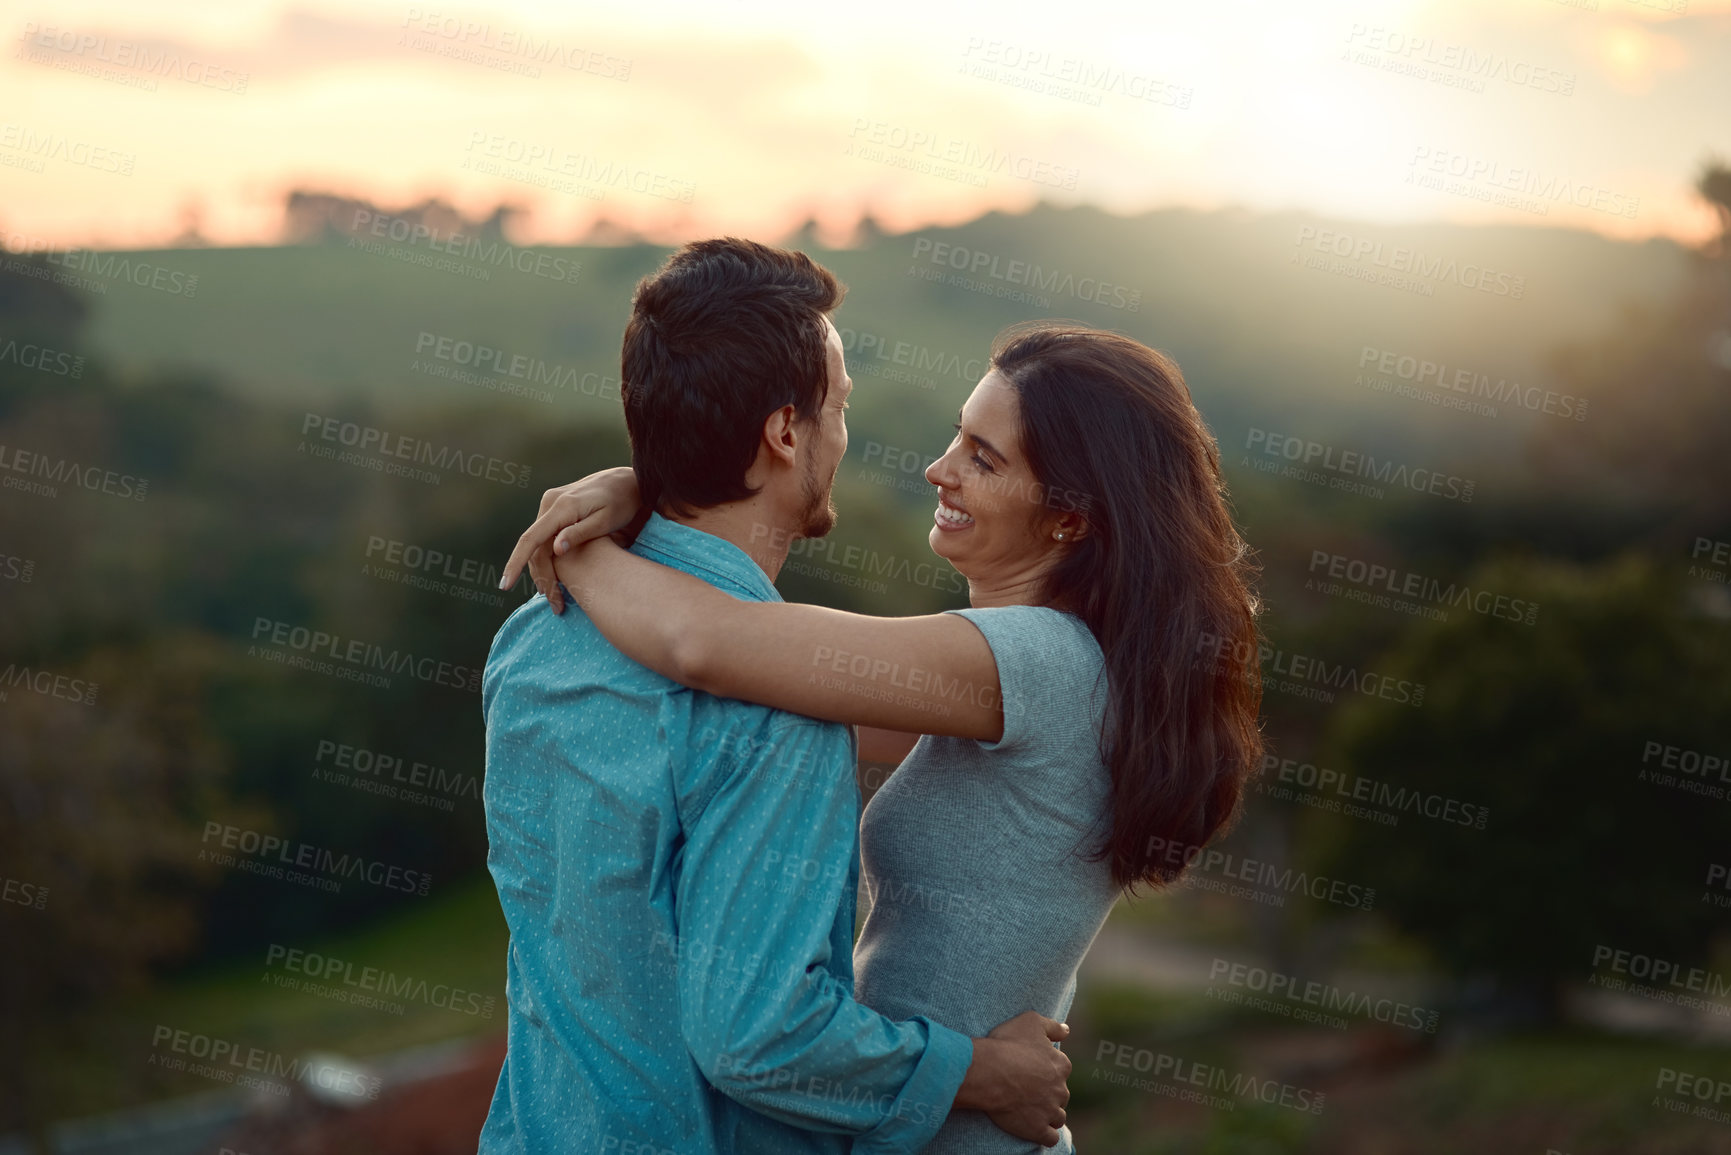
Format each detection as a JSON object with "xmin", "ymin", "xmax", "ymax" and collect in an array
[
  {"xmin": 857, "ymin": 726, "xmax": 921, "ymax": 763},
  {"xmin": 552, "ymin": 537, "xmax": 1003, "ymax": 741}
]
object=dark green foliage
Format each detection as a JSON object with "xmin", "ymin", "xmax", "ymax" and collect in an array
[{"xmin": 1324, "ymin": 554, "xmax": 1731, "ymax": 1006}]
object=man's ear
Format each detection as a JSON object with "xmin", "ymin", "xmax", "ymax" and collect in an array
[{"xmin": 760, "ymin": 403, "xmax": 799, "ymax": 469}]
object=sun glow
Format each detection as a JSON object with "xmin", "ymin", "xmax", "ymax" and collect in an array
[{"xmin": 0, "ymin": 0, "xmax": 1725, "ymax": 249}]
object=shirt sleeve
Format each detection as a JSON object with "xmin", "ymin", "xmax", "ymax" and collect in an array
[
  {"xmin": 674, "ymin": 717, "xmax": 973, "ymax": 1153},
  {"xmin": 946, "ymin": 605, "xmax": 1107, "ymax": 756}
]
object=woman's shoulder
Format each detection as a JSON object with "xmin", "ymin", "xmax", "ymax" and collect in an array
[
  {"xmin": 946, "ymin": 604, "xmax": 1102, "ymax": 668},
  {"xmin": 945, "ymin": 604, "xmax": 1106, "ymax": 733}
]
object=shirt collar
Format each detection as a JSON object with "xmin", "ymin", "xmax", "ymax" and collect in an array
[{"xmin": 629, "ymin": 512, "xmax": 783, "ymax": 605}]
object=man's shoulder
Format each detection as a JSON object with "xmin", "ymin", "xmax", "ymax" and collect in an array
[
  {"xmin": 694, "ymin": 703, "xmax": 854, "ymax": 796},
  {"xmin": 487, "ymin": 595, "xmax": 657, "ymax": 680},
  {"xmin": 490, "ymin": 593, "xmax": 585, "ymax": 652},
  {"xmin": 482, "ymin": 595, "xmax": 684, "ymax": 723},
  {"xmin": 697, "ymin": 700, "xmax": 852, "ymax": 743}
]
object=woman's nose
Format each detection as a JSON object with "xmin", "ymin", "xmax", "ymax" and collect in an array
[{"xmin": 925, "ymin": 450, "xmax": 955, "ymax": 489}]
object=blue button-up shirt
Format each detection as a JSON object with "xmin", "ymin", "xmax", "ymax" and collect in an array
[{"xmin": 480, "ymin": 513, "xmax": 972, "ymax": 1155}]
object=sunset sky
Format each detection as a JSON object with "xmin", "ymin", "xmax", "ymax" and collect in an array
[{"xmin": 2, "ymin": 0, "xmax": 1727, "ymax": 251}]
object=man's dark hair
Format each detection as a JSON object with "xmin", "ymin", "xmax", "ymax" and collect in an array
[{"xmin": 621, "ymin": 237, "xmax": 845, "ymax": 516}]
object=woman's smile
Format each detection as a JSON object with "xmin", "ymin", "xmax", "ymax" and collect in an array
[{"xmin": 933, "ymin": 492, "xmax": 975, "ymax": 532}]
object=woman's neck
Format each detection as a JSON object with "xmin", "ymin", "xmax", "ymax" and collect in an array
[{"xmin": 966, "ymin": 572, "xmax": 1050, "ymax": 609}]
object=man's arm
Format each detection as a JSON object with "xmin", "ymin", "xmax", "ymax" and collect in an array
[{"xmin": 673, "ymin": 718, "xmax": 1068, "ymax": 1151}]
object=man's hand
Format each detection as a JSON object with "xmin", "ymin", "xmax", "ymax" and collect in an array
[
  {"xmin": 955, "ymin": 1011, "xmax": 1071, "ymax": 1146},
  {"xmin": 498, "ymin": 467, "xmax": 641, "ymax": 612}
]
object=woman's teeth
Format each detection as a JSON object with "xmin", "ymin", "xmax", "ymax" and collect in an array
[{"xmin": 935, "ymin": 502, "xmax": 974, "ymax": 528}]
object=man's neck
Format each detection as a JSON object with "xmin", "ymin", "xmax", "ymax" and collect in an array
[{"xmin": 661, "ymin": 498, "xmax": 799, "ymax": 581}]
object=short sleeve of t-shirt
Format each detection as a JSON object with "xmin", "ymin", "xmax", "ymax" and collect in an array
[{"xmin": 945, "ymin": 604, "xmax": 1107, "ymax": 756}]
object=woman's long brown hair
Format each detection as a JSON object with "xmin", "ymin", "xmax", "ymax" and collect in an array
[{"xmin": 991, "ymin": 322, "xmax": 1265, "ymax": 892}]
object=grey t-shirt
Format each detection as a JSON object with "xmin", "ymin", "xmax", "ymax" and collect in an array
[{"xmin": 853, "ymin": 604, "xmax": 1121, "ymax": 1155}]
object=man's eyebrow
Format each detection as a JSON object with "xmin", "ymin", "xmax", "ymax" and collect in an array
[{"xmin": 956, "ymin": 409, "xmax": 1007, "ymax": 463}]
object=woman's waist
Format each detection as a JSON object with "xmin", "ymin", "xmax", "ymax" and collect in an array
[
  {"xmin": 853, "ymin": 941, "xmax": 1082, "ymax": 1036},
  {"xmin": 855, "ymin": 872, "xmax": 1116, "ymax": 964},
  {"xmin": 922, "ymin": 1110, "xmax": 1075, "ymax": 1155}
]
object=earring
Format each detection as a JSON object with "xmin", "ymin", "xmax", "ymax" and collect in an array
[{"xmin": 1054, "ymin": 531, "xmax": 1067, "ymax": 541}]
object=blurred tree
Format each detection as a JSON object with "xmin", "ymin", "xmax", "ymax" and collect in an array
[
  {"xmin": 1699, "ymin": 159, "xmax": 1731, "ymax": 257},
  {"xmin": 0, "ymin": 256, "xmax": 623, "ymax": 1136},
  {"xmin": 1322, "ymin": 554, "xmax": 1731, "ymax": 1022},
  {"xmin": 1534, "ymin": 162, "xmax": 1731, "ymax": 537},
  {"xmin": 0, "ymin": 255, "xmax": 86, "ymax": 376},
  {"xmin": 0, "ymin": 253, "xmax": 630, "ymax": 979},
  {"xmin": 0, "ymin": 635, "xmax": 258, "ymax": 1138}
]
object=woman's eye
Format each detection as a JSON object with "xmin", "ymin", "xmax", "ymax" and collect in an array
[{"xmin": 953, "ymin": 423, "xmax": 993, "ymax": 471}]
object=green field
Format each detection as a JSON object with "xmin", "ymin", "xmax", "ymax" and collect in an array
[
  {"xmin": 1070, "ymin": 981, "xmax": 1731, "ymax": 1154},
  {"xmin": 38, "ymin": 878, "xmax": 1731, "ymax": 1154},
  {"xmin": 80, "ymin": 203, "xmax": 1691, "ymax": 475},
  {"xmin": 42, "ymin": 876, "xmax": 507, "ymax": 1122}
]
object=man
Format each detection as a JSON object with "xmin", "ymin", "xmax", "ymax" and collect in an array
[{"xmin": 482, "ymin": 238, "xmax": 1070, "ymax": 1154}]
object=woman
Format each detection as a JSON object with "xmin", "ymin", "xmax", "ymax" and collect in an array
[{"xmin": 503, "ymin": 322, "xmax": 1263, "ymax": 1153}]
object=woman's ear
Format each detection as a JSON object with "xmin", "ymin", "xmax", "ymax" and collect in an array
[{"xmin": 1050, "ymin": 512, "xmax": 1089, "ymax": 542}]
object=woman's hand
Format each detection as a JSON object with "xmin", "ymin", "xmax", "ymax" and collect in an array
[{"xmin": 499, "ymin": 467, "xmax": 641, "ymax": 613}]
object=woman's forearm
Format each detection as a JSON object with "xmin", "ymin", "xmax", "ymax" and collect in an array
[
  {"xmin": 551, "ymin": 536, "xmax": 717, "ymax": 684},
  {"xmin": 550, "ymin": 538, "xmax": 1005, "ymax": 741}
]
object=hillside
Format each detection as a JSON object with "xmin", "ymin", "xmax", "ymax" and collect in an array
[{"xmin": 75, "ymin": 204, "xmax": 1687, "ymax": 484}]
